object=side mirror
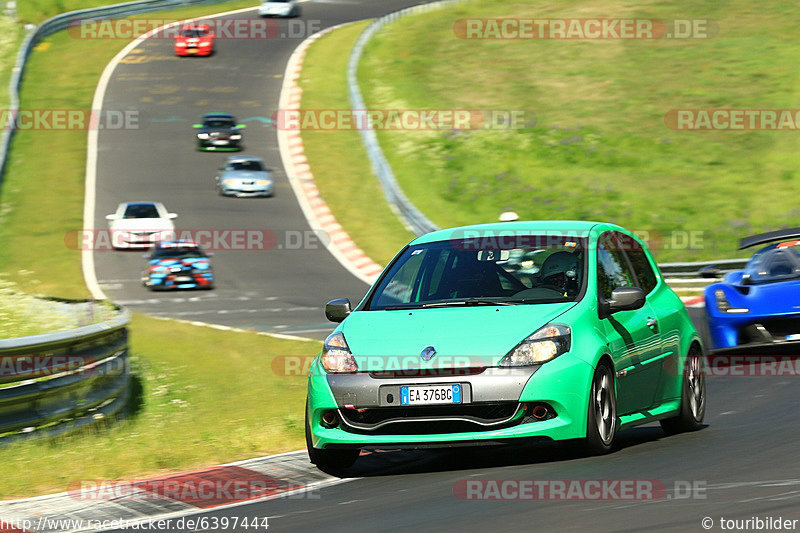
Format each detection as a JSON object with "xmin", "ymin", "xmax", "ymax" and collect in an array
[
  {"xmin": 237, "ymin": 124, "xmax": 247, "ymax": 129},
  {"xmin": 141, "ymin": 254, "xmax": 150, "ymax": 259},
  {"xmin": 325, "ymin": 298, "xmax": 351, "ymax": 323},
  {"xmin": 207, "ymin": 33, "xmax": 216, "ymax": 39},
  {"xmin": 167, "ymin": 213, "xmax": 178, "ymax": 219},
  {"xmin": 192, "ymin": 124, "xmax": 203, "ymax": 129},
  {"xmin": 607, "ymin": 286, "xmax": 646, "ymax": 315},
  {"xmin": 105, "ymin": 214, "xmax": 117, "ymax": 220},
  {"xmin": 206, "ymin": 252, "xmax": 215, "ymax": 257},
  {"xmin": 699, "ymin": 265, "xmax": 722, "ymax": 278}
]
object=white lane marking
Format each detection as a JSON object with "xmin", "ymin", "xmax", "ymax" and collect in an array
[
  {"xmin": 82, "ymin": 4, "xmax": 261, "ymax": 301},
  {"xmin": 147, "ymin": 315, "xmax": 320, "ymax": 342},
  {"xmin": 719, "ymin": 411, "xmax": 737, "ymax": 415}
]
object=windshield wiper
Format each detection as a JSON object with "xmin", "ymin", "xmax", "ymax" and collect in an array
[{"xmin": 421, "ymin": 299, "xmax": 516, "ymax": 308}]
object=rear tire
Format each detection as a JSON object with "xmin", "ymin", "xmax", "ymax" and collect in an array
[
  {"xmin": 582, "ymin": 361, "xmax": 618, "ymax": 455},
  {"xmin": 305, "ymin": 401, "xmax": 359, "ymax": 472},
  {"xmin": 660, "ymin": 347, "xmax": 705, "ymax": 435}
]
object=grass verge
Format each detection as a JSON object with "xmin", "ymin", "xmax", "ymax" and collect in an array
[
  {"xmin": 299, "ymin": 21, "xmax": 415, "ymax": 265},
  {"xmin": 297, "ymin": 0, "xmax": 800, "ymax": 263},
  {"xmin": 0, "ymin": 313, "xmax": 317, "ymax": 498},
  {"xmin": 357, "ymin": 0, "xmax": 800, "ymax": 262}
]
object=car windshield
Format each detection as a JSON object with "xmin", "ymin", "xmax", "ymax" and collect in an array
[
  {"xmin": 204, "ymin": 119, "xmax": 235, "ymax": 128},
  {"xmin": 180, "ymin": 29, "xmax": 208, "ymax": 37},
  {"xmin": 367, "ymin": 236, "xmax": 587, "ymax": 310},
  {"xmin": 123, "ymin": 204, "xmax": 159, "ymax": 219},
  {"xmin": 228, "ymin": 161, "xmax": 263, "ymax": 171},
  {"xmin": 743, "ymin": 241, "xmax": 800, "ymax": 284},
  {"xmin": 151, "ymin": 247, "xmax": 206, "ymax": 259}
]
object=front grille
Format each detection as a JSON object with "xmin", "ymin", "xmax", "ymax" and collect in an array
[{"xmin": 339, "ymin": 402, "xmax": 534, "ymax": 435}]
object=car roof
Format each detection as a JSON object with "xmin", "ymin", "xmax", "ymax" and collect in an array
[
  {"xmin": 155, "ymin": 240, "xmax": 200, "ymax": 249},
  {"xmin": 410, "ymin": 220, "xmax": 620, "ymax": 245},
  {"xmin": 225, "ymin": 155, "xmax": 263, "ymax": 163},
  {"xmin": 121, "ymin": 201, "xmax": 159, "ymax": 207},
  {"xmin": 202, "ymin": 113, "xmax": 235, "ymax": 120}
]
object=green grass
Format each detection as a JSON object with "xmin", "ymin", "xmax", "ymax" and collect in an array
[
  {"xmin": 0, "ymin": 0, "xmax": 255, "ymax": 297},
  {"xmin": 0, "ymin": 279, "xmax": 116, "ymax": 338},
  {"xmin": 0, "ymin": 313, "xmax": 318, "ymax": 498},
  {"xmin": 345, "ymin": 0, "xmax": 800, "ymax": 262},
  {"xmin": 0, "ymin": 15, "xmax": 26, "ymax": 108},
  {"xmin": 299, "ymin": 22, "xmax": 415, "ymax": 265},
  {"xmin": 20, "ymin": 0, "xmax": 168, "ymax": 25}
]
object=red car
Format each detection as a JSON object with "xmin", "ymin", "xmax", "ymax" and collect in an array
[{"xmin": 174, "ymin": 24, "xmax": 215, "ymax": 56}]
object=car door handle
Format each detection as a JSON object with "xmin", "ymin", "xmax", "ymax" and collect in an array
[{"xmin": 647, "ymin": 318, "xmax": 658, "ymax": 332}]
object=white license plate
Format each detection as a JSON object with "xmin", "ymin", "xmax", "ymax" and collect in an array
[
  {"xmin": 212, "ymin": 140, "xmax": 229, "ymax": 145},
  {"xmin": 401, "ymin": 384, "xmax": 462, "ymax": 405},
  {"xmin": 175, "ymin": 276, "xmax": 192, "ymax": 282}
]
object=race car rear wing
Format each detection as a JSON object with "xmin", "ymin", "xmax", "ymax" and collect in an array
[{"xmin": 739, "ymin": 227, "xmax": 800, "ymax": 249}]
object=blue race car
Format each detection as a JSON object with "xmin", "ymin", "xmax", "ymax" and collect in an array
[
  {"xmin": 141, "ymin": 240, "xmax": 214, "ymax": 290},
  {"xmin": 704, "ymin": 228, "xmax": 800, "ymax": 351}
]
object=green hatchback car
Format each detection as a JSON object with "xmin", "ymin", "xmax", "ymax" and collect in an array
[{"xmin": 306, "ymin": 221, "xmax": 705, "ymax": 470}]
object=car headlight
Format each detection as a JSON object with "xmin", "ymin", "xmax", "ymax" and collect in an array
[
  {"xmin": 230, "ymin": 134, "xmax": 242, "ymax": 140},
  {"xmin": 320, "ymin": 331, "xmax": 358, "ymax": 373},
  {"xmin": 500, "ymin": 324, "xmax": 571, "ymax": 366},
  {"xmin": 176, "ymin": 42, "xmax": 187, "ymax": 47},
  {"xmin": 197, "ymin": 133, "xmax": 210, "ymax": 139},
  {"xmin": 714, "ymin": 289, "xmax": 749, "ymax": 313},
  {"xmin": 199, "ymin": 41, "xmax": 211, "ymax": 47},
  {"xmin": 257, "ymin": 180, "xmax": 272, "ymax": 186},
  {"xmin": 223, "ymin": 179, "xmax": 235, "ymax": 186}
]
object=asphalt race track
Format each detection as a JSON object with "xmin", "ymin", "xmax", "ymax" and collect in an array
[{"xmin": 93, "ymin": 0, "xmax": 433, "ymax": 340}]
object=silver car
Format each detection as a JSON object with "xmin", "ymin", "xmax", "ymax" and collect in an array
[
  {"xmin": 215, "ymin": 156, "xmax": 274, "ymax": 197},
  {"xmin": 258, "ymin": 0, "xmax": 300, "ymax": 17}
]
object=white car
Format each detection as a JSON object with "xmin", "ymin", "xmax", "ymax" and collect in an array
[
  {"xmin": 106, "ymin": 202, "xmax": 177, "ymax": 250},
  {"xmin": 258, "ymin": 0, "xmax": 300, "ymax": 17}
]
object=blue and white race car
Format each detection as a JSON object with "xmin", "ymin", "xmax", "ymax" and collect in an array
[
  {"xmin": 141, "ymin": 240, "xmax": 214, "ymax": 290},
  {"xmin": 704, "ymin": 228, "xmax": 800, "ymax": 351}
]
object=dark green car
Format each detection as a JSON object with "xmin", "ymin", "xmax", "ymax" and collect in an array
[{"xmin": 307, "ymin": 221, "xmax": 706, "ymax": 470}]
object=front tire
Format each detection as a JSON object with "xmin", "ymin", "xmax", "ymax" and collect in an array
[
  {"xmin": 582, "ymin": 361, "xmax": 618, "ymax": 455},
  {"xmin": 305, "ymin": 402, "xmax": 359, "ymax": 472},
  {"xmin": 660, "ymin": 347, "xmax": 705, "ymax": 435}
]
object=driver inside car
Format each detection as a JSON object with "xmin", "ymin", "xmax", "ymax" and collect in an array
[{"xmin": 535, "ymin": 251, "xmax": 581, "ymax": 297}]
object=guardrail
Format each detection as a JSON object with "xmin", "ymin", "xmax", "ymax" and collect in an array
[
  {"xmin": 0, "ymin": 301, "xmax": 131, "ymax": 439},
  {"xmin": 347, "ymin": 0, "xmax": 465, "ymax": 236},
  {"xmin": 0, "ymin": 0, "xmax": 227, "ymax": 186}
]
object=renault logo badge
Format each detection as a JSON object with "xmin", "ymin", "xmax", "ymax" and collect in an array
[{"xmin": 420, "ymin": 346, "xmax": 437, "ymax": 361}]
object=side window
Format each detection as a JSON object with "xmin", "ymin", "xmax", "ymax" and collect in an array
[
  {"xmin": 597, "ymin": 233, "xmax": 636, "ymax": 300},
  {"xmin": 620, "ymin": 234, "xmax": 658, "ymax": 294}
]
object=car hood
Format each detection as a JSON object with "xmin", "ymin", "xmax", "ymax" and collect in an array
[
  {"xmin": 150, "ymin": 257, "xmax": 210, "ymax": 269},
  {"xmin": 111, "ymin": 218, "xmax": 173, "ymax": 231},
  {"xmin": 201, "ymin": 127, "xmax": 237, "ymax": 135},
  {"xmin": 340, "ymin": 302, "xmax": 576, "ymax": 370},
  {"xmin": 220, "ymin": 171, "xmax": 271, "ymax": 181},
  {"xmin": 261, "ymin": 2, "xmax": 292, "ymax": 7}
]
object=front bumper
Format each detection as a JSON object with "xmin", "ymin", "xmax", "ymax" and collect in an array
[
  {"xmin": 220, "ymin": 185, "xmax": 273, "ymax": 197},
  {"xmin": 307, "ymin": 354, "xmax": 593, "ymax": 449},
  {"xmin": 176, "ymin": 46, "xmax": 212, "ymax": 56},
  {"xmin": 707, "ymin": 311, "xmax": 800, "ymax": 351},
  {"xmin": 197, "ymin": 138, "xmax": 241, "ymax": 151},
  {"xmin": 147, "ymin": 272, "xmax": 213, "ymax": 290}
]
